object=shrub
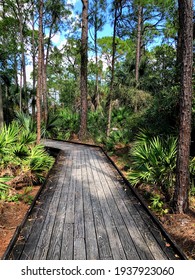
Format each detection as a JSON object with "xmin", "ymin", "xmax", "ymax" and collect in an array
[
  {"xmin": 0, "ymin": 122, "xmax": 54, "ymax": 187},
  {"xmin": 128, "ymin": 132, "xmax": 177, "ymax": 200},
  {"xmin": 57, "ymin": 108, "xmax": 79, "ymax": 140}
]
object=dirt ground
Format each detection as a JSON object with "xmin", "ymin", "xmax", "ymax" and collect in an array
[
  {"xmin": 135, "ymin": 185, "xmax": 195, "ymax": 260},
  {"xmin": 0, "ymin": 186, "xmax": 40, "ymax": 259},
  {"xmin": 160, "ymin": 209, "xmax": 195, "ymax": 259}
]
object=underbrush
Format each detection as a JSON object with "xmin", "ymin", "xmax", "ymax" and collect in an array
[
  {"xmin": 0, "ymin": 121, "xmax": 54, "ymax": 204},
  {"xmin": 110, "ymin": 132, "xmax": 195, "ymax": 214}
]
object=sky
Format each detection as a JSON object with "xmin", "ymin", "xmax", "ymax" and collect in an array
[{"xmin": 51, "ymin": 0, "xmax": 113, "ymax": 48}]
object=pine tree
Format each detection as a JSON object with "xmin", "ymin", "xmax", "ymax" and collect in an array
[
  {"xmin": 79, "ymin": 0, "xmax": 89, "ymax": 141},
  {"xmin": 173, "ymin": 0, "xmax": 193, "ymax": 213}
]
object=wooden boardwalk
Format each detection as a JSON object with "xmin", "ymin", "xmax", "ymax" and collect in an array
[{"xmin": 4, "ymin": 140, "xmax": 184, "ymax": 260}]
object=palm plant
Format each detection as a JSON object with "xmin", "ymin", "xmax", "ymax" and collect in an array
[
  {"xmin": 15, "ymin": 111, "xmax": 36, "ymax": 133},
  {"xmin": 0, "ymin": 123, "xmax": 19, "ymax": 168},
  {"xmin": 23, "ymin": 144, "xmax": 55, "ymax": 182},
  {"xmin": 0, "ymin": 121, "xmax": 55, "ymax": 187},
  {"xmin": 128, "ymin": 132, "xmax": 177, "ymax": 201},
  {"xmin": 19, "ymin": 130, "xmax": 37, "ymax": 146},
  {"xmin": 0, "ymin": 177, "xmax": 12, "ymax": 191},
  {"xmin": 41, "ymin": 114, "xmax": 60, "ymax": 138}
]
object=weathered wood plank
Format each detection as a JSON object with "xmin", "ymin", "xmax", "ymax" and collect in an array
[
  {"xmin": 74, "ymin": 150, "xmax": 85, "ymax": 239},
  {"xmin": 82, "ymin": 150, "xmax": 99, "ymax": 260},
  {"xmin": 89, "ymin": 149, "xmax": 127, "ymax": 260},
  {"xmin": 91, "ymin": 149, "xmax": 143, "ymax": 259},
  {"xmin": 74, "ymin": 238, "xmax": 86, "ymax": 260},
  {"xmin": 19, "ymin": 155, "xmax": 65, "ymax": 260},
  {"xmin": 108, "ymin": 176, "xmax": 167, "ymax": 259},
  {"xmin": 61, "ymin": 223, "xmax": 74, "ymax": 260},
  {"xmin": 97, "ymin": 151, "xmax": 166, "ymax": 259},
  {"xmin": 33, "ymin": 153, "xmax": 68, "ymax": 260},
  {"xmin": 132, "ymin": 201, "xmax": 177, "ymax": 259},
  {"xmin": 47, "ymin": 152, "xmax": 72, "ymax": 260},
  {"xmin": 64, "ymin": 172, "xmax": 75, "ymax": 224},
  {"xmin": 85, "ymin": 149, "xmax": 113, "ymax": 260}
]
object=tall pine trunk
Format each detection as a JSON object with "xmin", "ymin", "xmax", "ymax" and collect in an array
[
  {"xmin": 135, "ymin": 5, "xmax": 143, "ymax": 85},
  {"xmin": 94, "ymin": 12, "xmax": 99, "ymax": 109},
  {"xmin": 79, "ymin": 0, "xmax": 88, "ymax": 141},
  {"xmin": 31, "ymin": 0, "xmax": 36, "ymax": 118},
  {"xmin": 17, "ymin": 0, "xmax": 27, "ymax": 112},
  {"xmin": 106, "ymin": 7, "xmax": 117, "ymax": 137},
  {"xmin": 106, "ymin": 0, "xmax": 121, "ymax": 137},
  {"xmin": 173, "ymin": 0, "xmax": 193, "ymax": 213},
  {"xmin": 0, "ymin": 83, "xmax": 4, "ymax": 128},
  {"xmin": 36, "ymin": 0, "xmax": 44, "ymax": 144}
]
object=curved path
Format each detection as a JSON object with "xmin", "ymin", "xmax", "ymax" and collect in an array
[{"xmin": 3, "ymin": 140, "xmax": 185, "ymax": 260}]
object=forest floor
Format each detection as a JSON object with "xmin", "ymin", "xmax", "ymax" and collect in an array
[
  {"xmin": 0, "ymin": 144, "xmax": 195, "ymax": 260},
  {"xmin": 0, "ymin": 186, "xmax": 40, "ymax": 259}
]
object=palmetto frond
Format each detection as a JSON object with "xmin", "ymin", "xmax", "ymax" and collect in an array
[{"xmin": 128, "ymin": 132, "xmax": 177, "ymax": 190}]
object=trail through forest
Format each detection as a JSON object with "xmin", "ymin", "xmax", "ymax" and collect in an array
[{"xmin": 0, "ymin": 155, "xmax": 195, "ymax": 260}]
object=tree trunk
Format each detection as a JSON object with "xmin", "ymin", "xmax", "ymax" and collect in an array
[
  {"xmin": 173, "ymin": 0, "xmax": 193, "ymax": 214},
  {"xmin": 16, "ymin": 0, "xmax": 27, "ymax": 112},
  {"xmin": 94, "ymin": 13, "xmax": 99, "ymax": 109},
  {"xmin": 42, "ymin": 22, "xmax": 54, "ymax": 123},
  {"xmin": 42, "ymin": 53, "xmax": 47, "ymax": 122},
  {"xmin": 19, "ymin": 67, "xmax": 23, "ymax": 112},
  {"xmin": 106, "ymin": 21, "xmax": 116, "ymax": 137},
  {"xmin": 135, "ymin": 5, "xmax": 143, "ymax": 85},
  {"xmin": 106, "ymin": 0, "xmax": 121, "ymax": 137},
  {"xmin": 79, "ymin": 0, "xmax": 88, "ymax": 141},
  {"xmin": 31, "ymin": 0, "xmax": 36, "ymax": 118},
  {"xmin": 0, "ymin": 83, "xmax": 4, "ymax": 128},
  {"xmin": 36, "ymin": 0, "xmax": 44, "ymax": 144},
  {"xmin": 93, "ymin": 4, "xmax": 100, "ymax": 110}
]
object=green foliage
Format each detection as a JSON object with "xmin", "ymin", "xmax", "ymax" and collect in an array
[
  {"xmin": 0, "ymin": 192, "xmax": 19, "ymax": 202},
  {"xmin": 0, "ymin": 184, "xmax": 34, "ymax": 204},
  {"xmin": 190, "ymin": 183, "xmax": 195, "ymax": 196},
  {"xmin": 0, "ymin": 123, "xmax": 19, "ymax": 167},
  {"xmin": 140, "ymin": 87, "xmax": 179, "ymax": 136},
  {"xmin": 0, "ymin": 177, "xmax": 11, "ymax": 191},
  {"xmin": 149, "ymin": 194, "xmax": 168, "ymax": 215},
  {"xmin": 0, "ymin": 122, "xmax": 54, "ymax": 185},
  {"xmin": 190, "ymin": 157, "xmax": 195, "ymax": 196},
  {"xmin": 19, "ymin": 186, "xmax": 34, "ymax": 204},
  {"xmin": 128, "ymin": 132, "xmax": 195, "ymax": 201},
  {"xmin": 190, "ymin": 157, "xmax": 195, "ymax": 175},
  {"xmin": 15, "ymin": 111, "xmax": 36, "ymax": 133},
  {"xmin": 150, "ymin": 194, "xmax": 163, "ymax": 210},
  {"xmin": 55, "ymin": 108, "xmax": 79, "ymax": 140},
  {"xmin": 87, "ymin": 109, "xmax": 106, "ymax": 141},
  {"xmin": 105, "ymin": 129, "xmax": 129, "ymax": 151},
  {"xmin": 41, "ymin": 114, "xmax": 60, "ymax": 138},
  {"xmin": 24, "ymin": 144, "xmax": 55, "ymax": 182},
  {"xmin": 128, "ymin": 132, "xmax": 177, "ymax": 192},
  {"xmin": 0, "ymin": 177, "xmax": 18, "ymax": 202}
]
